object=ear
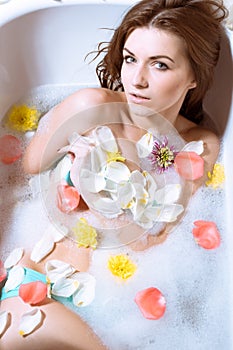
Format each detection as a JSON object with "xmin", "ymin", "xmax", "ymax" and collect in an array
[{"xmin": 188, "ymin": 79, "xmax": 197, "ymax": 90}]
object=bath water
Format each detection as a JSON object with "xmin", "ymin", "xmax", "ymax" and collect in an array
[{"xmin": 0, "ymin": 84, "xmax": 231, "ymax": 350}]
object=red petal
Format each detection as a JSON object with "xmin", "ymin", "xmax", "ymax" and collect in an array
[
  {"xmin": 174, "ymin": 151, "xmax": 204, "ymax": 180},
  {"xmin": 19, "ymin": 281, "xmax": 47, "ymax": 305},
  {"xmin": 192, "ymin": 220, "xmax": 221, "ymax": 249},
  {"xmin": 0, "ymin": 135, "xmax": 22, "ymax": 164},
  {"xmin": 135, "ymin": 287, "xmax": 166, "ymax": 320},
  {"xmin": 0, "ymin": 260, "xmax": 7, "ymax": 283},
  {"xmin": 56, "ymin": 184, "xmax": 80, "ymax": 213}
]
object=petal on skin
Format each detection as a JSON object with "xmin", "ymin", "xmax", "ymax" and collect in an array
[
  {"xmin": 4, "ymin": 266, "xmax": 25, "ymax": 292},
  {"xmin": 80, "ymin": 169, "xmax": 106, "ymax": 193},
  {"xmin": 0, "ymin": 310, "xmax": 10, "ymax": 337},
  {"xmin": 72, "ymin": 272, "xmax": 96, "ymax": 307},
  {"xmin": 30, "ymin": 234, "xmax": 55, "ymax": 263},
  {"xmin": 45, "ymin": 222, "xmax": 69, "ymax": 243},
  {"xmin": 0, "ymin": 260, "xmax": 7, "ymax": 283},
  {"xmin": 192, "ymin": 220, "xmax": 221, "ymax": 249},
  {"xmin": 135, "ymin": 287, "xmax": 166, "ymax": 320},
  {"xmin": 104, "ymin": 161, "xmax": 131, "ymax": 183},
  {"xmin": 153, "ymin": 184, "xmax": 181, "ymax": 205},
  {"xmin": 19, "ymin": 282, "xmax": 47, "ymax": 305},
  {"xmin": 181, "ymin": 140, "xmax": 204, "ymax": 155},
  {"xmin": 19, "ymin": 308, "xmax": 43, "ymax": 336},
  {"xmin": 56, "ymin": 184, "xmax": 80, "ymax": 213},
  {"xmin": 94, "ymin": 126, "xmax": 118, "ymax": 153},
  {"xmin": 174, "ymin": 151, "xmax": 204, "ymax": 180},
  {"xmin": 155, "ymin": 204, "xmax": 184, "ymax": 222},
  {"xmin": 4, "ymin": 247, "xmax": 24, "ymax": 269},
  {"xmin": 45, "ymin": 260, "xmax": 75, "ymax": 284},
  {"xmin": 136, "ymin": 132, "xmax": 154, "ymax": 158},
  {"xmin": 51, "ymin": 277, "xmax": 80, "ymax": 298}
]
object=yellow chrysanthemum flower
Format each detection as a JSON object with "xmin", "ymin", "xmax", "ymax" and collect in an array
[
  {"xmin": 72, "ymin": 218, "xmax": 98, "ymax": 249},
  {"xmin": 206, "ymin": 163, "xmax": 225, "ymax": 189},
  {"xmin": 108, "ymin": 254, "xmax": 137, "ymax": 280},
  {"xmin": 6, "ymin": 104, "xmax": 41, "ymax": 132},
  {"xmin": 107, "ymin": 151, "xmax": 125, "ymax": 163}
]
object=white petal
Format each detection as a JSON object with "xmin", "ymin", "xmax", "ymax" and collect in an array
[
  {"xmin": 117, "ymin": 181, "xmax": 135, "ymax": 209},
  {"xmin": 95, "ymin": 126, "xmax": 118, "ymax": 153},
  {"xmin": 129, "ymin": 170, "xmax": 146, "ymax": 186},
  {"xmin": 104, "ymin": 161, "xmax": 131, "ymax": 183},
  {"xmin": 19, "ymin": 308, "xmax": 42, "ymax": 336},
  {"xmin": 45, "ymin": 222, "xmax": 69, "ymax": 243},
  {"xmin": 136, "ymin": 132, "xmax": 154, "ymax": 158},
  {"xmin": 0, "ymin": 311, "xmax": 10, "ymax": 337},
  {"xmin": 156, "ymin": 204, "xmax": 184, "ymax": 222},
  {"xmin": 181, "ymin": 140, "xmax": 204, "ymax": 155},
  {"xmin": 45, "ymin": 260, "xmax": 75, "ymax": 283},
  {"xmin": 51, "ymin": 277, "xmax": 80, "ymax": 298},
  {"xmin": 30, "ymin": 234, "xmax": 55, "ymax": 263},
  {"xmin": 80, "ymin": 169, "xmax": 106, "ymax": 193},
  {"xmin": 93, "ymin": 197, "xmax": 122, "ymax": 217},
  {"xmin": 143, "ymin": 171, "xmax": 158, "ymax": 196},
  {"xmin": 154, "ymin": 184, "xmax": 181, "ymax": 205},
  {"xmin": 72, "ymin": 272, "xmax": 96, "ymax": 307},
  {"xmin": 4, "ymin": 266, "xmax": 25, "ymax": 292},
  {"xmin": 4, "ymin": 247, "xmax": 24, "ymax": 269},
  {"xmin": 51, "ymin": 155, "xmax": 73, "ymax": 183}
]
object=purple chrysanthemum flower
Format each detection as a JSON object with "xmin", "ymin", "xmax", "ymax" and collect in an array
[{"xmin": 150, "ymin": 137, "xmax": 177, "ymax": 173}]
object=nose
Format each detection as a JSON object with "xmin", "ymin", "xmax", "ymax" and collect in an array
[{"xmin": 132, "ymin": 64, "xmax": 149, "ymax": 89}]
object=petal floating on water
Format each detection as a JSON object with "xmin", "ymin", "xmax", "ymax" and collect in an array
[
  {"xmin": 192, "ymin": 220, "xmax": 221, "ymax": 249},
  {"xmin": 4, "ymin": 266, "xmax": 25, "ymax": 292},
  {"xmin": 135, "ymin": 287, "xmax": 166, "ymax": 320},
  {"xmin": 4, "ymin": 247, "xmax": 24, "ymax": 269},
  {"xmin": 0, "ymin": 134, "xmax": 22, "ymax": 164},
  {"xmin": 19, "ymin": 282, "xmax": 48, "ymax": 305},
  {"xmin": 19, "ymin": 308, "xmax": 43, "ymax": 336}
]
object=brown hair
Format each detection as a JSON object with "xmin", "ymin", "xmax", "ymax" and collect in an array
[{"xmin": 94, "ymin": 0, "xmax": 228, "ymax": 123}]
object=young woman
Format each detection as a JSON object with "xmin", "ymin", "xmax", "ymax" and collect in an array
[{"xmin": 1, "ymin": 1, "xmax": 228, "ymax": 349}]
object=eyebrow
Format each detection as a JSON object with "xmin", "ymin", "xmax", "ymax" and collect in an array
[{"xmin": 123, "ymin": 47, "xmax": 175, "ymax": 63}]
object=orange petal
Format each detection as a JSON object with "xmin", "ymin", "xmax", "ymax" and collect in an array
[
  {"xmin": 135, "ymin": 287, "xmax": 166, "ymax": 320},
  {"xmin": 0, "ymin": 135, "xmax": 22, "ymax": 164},
  {"xmin": 192, "ymin": 220, "xmax": 221, "ymax": 249},
  {"xmin": 174, "ymin": 151, "xmax": 204, "ymax": 180},
  {"xmin": 0, "ymin": 260, "xmax": 7, "ymax": 283},
  {"xmin": 56, "ymin": 184, "xmax": 80, "ymax": 213},
  {"xmin": 19, "ymin": 281, "xmax": 47, "ymax": 305}
]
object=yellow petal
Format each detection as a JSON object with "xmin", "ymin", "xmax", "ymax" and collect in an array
[
  {"xmin": 0, "ymin": 311, "xmax": 10, "ymax": 337},
  {"xmin": 4, "ymin": 266, "xmax": 25, "ymax": 292},
  {"xmin": 4, "ymin": 247, "xmax": 24, "ymax": 269},
  {"xmin": 19, "ymin": 308, "xmax": 42, "ymax": 336}
]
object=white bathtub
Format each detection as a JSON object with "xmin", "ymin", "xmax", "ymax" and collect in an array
[{"xmin": 0, "ymin": 1, "xmax": 233, "ymax": 349}]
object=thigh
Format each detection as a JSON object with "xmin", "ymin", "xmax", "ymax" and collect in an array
[{"xmin": 0, "ymin": 297, "xmax": 107, "ymax": 350}]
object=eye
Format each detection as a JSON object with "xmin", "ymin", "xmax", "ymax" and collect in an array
[
  {"xmin": 123, "ymin": 55, "xmax": 136, "ymax": 64},
  {"xmin": 153, "ymin": 61, "xmax": 168, "ymax": 70}
]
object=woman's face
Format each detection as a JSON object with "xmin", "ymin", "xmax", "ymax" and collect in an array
[{"xmin": 121, "ymin": 27, "xmax": 196, "ymax": 120}]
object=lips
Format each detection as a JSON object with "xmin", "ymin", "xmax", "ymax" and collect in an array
[{"xmin": 129, "ymin": 92, "xmax": 150, "ymax": 103}]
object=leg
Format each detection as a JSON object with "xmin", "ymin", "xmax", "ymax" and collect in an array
[{"xmin": 0, "ymin": 297, "xmax": 108, "ymax": 350}]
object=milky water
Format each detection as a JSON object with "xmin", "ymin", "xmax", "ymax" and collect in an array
[{"xmin": 0, "ymin": 85, "xmax": 232, "ymax": 350}]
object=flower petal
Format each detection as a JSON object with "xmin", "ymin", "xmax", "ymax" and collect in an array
[
  {"xmin": 72, "ymin": 272, "xmax": 96, "ymax": 307},
  {"xmin": 0, "ymin": 134, "xmax": 22, "ymax": 164},
  {"xmin": 135, "ymin": 287, "xmax": 166, "ymax": 320},
  {"xmin": 153, "ymin": 184, "xmax": 181, "ymax": 205},
  {"xmin": 181, "ymin": 140, "xmax": 204, "ymax": 155},
  {"xmin": 94, "ymin": 126, "xmax": 118, "ymax": 153},
  {"xmin": 174, "ymin": 151, "xmax": 204, "ymax": 180},
  {"xmin": 80, "ymin": 169, "xmax": 106, "ymax": 193},
  {"xmin": 136, "ymin": 132, "xmax": 154, "ymax": 158},
  {"xmin": 4, "ymin": 247, "xmax": 24, "ymax": 269},
  {"xmin": 192, "ymin": 220, "xmax": 221, "ymax": 249},
  {"xmin": 104, "ymin": 161, "xmax": 131, "ymax": 183},
  {"xmin": 117, "ymin": 181, "xmax": 135, "ymax": 209},
  {"xmin": 56, "ymin": 184, "xmax": 80, "ymax": 213},
  {"xmin": 45, "ymin": 222, "xmax": 69, "ymax": 243},
  {"xmin": 93, "ymin": 197, "xmax": 122, "ymax": 217},
  {"xmin": 0, "ymin": 311, "xmax": 10, "ymax": 337},
  {"xmin": 45, "ymin": 260, "xmax": 75, "ymax": 284},
  {"xmin": 30, "ymin": 234, "xmax": 55, "ymax": 263},
  {"xmin": 51, "ymin": 277, "xmax": 80, "ymax": 298},
  {"xmin": 19, "ymin": 282, "xmax": 47, "ymax": 305},
  {"xmin": 19, "ymin": 308, "xmax": 43, "ymax": 336},
  {"xmin": 4, "ymin": 266, "xmax": 25, "ymax": 292},
  {"xmin": 155, "ymin": 204, "xmax": 184, "ymax": 222}
]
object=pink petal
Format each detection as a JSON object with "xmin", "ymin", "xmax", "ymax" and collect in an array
[
  {"xmin": 135, "ymin": 287, "xmax": 166, "ymax": 320},
  {"xmin": 0, "ymin": 135, "xmax": 22, "ymax": 164},
  {"xmin": 0, "ymin": 260, "xmax": 7, "ymax": 283},
  {"xmin": 19, "ymin": 281, "xmax": 47, "ymax": 305},
  {"xmin": 192, "ymin": 220, "xmax": 221, "ymax": 249},
  {"xmin": 174, "ymin": 151, "xmax": 204, "ymax": 180},
  {"xmin": 56, "ymin": 184, "xmax": 80, "ymax": 213}
]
